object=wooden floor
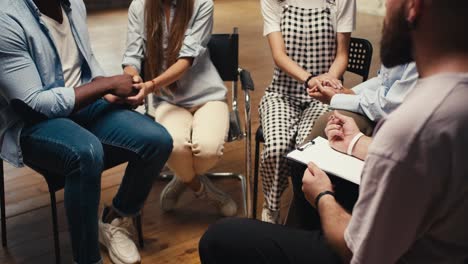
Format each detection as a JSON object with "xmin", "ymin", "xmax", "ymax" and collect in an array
[{"xmin": 0, "ymin": 1, "xmax": 383, "ymax": 263}]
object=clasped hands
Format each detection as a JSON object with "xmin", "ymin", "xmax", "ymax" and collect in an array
[
  {"xmin": 306, "ymin": 73, "xmax": 350, "ymax": 104},
  {"xmin": 104, "ymin": 74, "xmax": 157, "ymax": 107}
]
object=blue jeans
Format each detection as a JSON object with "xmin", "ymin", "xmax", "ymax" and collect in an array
[{"xmin": 19, "ymin": 99, "xmax": 173, "ymax": 264}]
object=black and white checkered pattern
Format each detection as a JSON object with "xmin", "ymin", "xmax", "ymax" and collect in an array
[{"xmin": 259, "ymin": 5, "xmax": 336, "ymax": 212}]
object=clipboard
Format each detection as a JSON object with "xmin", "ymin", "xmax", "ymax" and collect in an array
[{"xmin": 286, "ymin": 137, "xmax": 363, "ymax": 185}]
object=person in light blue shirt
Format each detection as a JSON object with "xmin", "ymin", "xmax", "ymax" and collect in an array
[
  {"xmin": 0, "ymin": 0, "xmax": 172, "ymax": 263},
  {"xmin": 287, "ymin": 62, "xmax": 418, "ymax": 229},
  {"xmin": 312, "ymin": 62, "xmax": 418, "ymax": 121}
]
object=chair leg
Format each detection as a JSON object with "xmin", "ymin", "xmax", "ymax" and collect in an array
[
  {"xmin": 1, "ymin": 162, "xmax": 7, "ymax": 247},
  {"xmin": 49, "ymin": 191, "xmax": 61, "ymax": 264},
  {"xmin": 252, "ymin": 139, "xmax": 260, "ymax": 219},
  {"xmin": 135, "ymin": 215, "xmax": 144, "ymax": 248}
]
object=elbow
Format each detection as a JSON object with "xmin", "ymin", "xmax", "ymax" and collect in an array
[
  {"xmin": 20, "ymin": 90, "xmax": 74, "ymax": 120},
  {"xmin": 272, "ymin": 53, "xmax": 283, "ymax": 69}
]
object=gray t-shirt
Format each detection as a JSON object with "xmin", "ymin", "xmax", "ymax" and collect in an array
[{"xmin": 345, "ymin": 73, "xmax": 468, "ymax": 263}]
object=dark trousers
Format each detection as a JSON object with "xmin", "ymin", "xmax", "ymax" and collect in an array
[
  {"xmin": 286, "ymin": 162, "xmax": 359, "ymax": 230},
  {"xmin": 198, "ymin": 110, "xmax": 369, "ymax": 264},
  {"xmin": 199, "ymin": 218, "xmax": 341, "ymax": 264},
  {"xmin": 20, "ymin": 99, "xmax": 173, "ymax": 264}
]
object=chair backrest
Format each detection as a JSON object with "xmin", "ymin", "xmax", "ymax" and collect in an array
[
  {"xmin": 206, "ymin": 29, "xmax": 244, "ymax": 142},
  {"xmin": 347, "ymin": 37, "xmax": 373, "ymax": 82},
  {"xmin": 207, "ymin": 32, "xmax": 239, "ymax": 82}
]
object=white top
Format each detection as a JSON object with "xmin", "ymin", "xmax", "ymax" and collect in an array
[
  {"xmin": 345, "ymin": 73, "xmax": 468, "ymax": 263},
  {"xmin": 261, "ymin": 0, "xmax": 356, "ymax": 36},
  {"xmin": 42, "ymin": 8, "xmax": 83, "ymax": 88}
]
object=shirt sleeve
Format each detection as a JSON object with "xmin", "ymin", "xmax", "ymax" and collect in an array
[
  {"xmin": 261, "ymin": 0, "xmax": 282, "ymax": 36},
  {"xmin": 357, "ymin": 64, "xmax": 418, "ymax": 121},
  {"xmin": 0, "ymin": 13, "xmax": 75, "ymax": 118},
  {"xmin": 329, "ymin": 76, "xmax": 380, "ymax": 115},
  {"xmin": 336, "ymin": 0, "xmax": 356, "ymax": 32},
  {"xmin": 344, "ymin": 153, "xmax": 436, "ymax": 263},
  {"xmin": 178, "ymin": 0, "xmax": 214, "ymax": 67},
  {"xmin": 122, "ymin": 0, "xmax": 145, "ymax": 73}
]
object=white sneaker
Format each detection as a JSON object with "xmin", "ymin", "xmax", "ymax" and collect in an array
[
  {"xmin": 261, "ymin": 204, "xmax": 280, "ymax": 224},
  {"xmin": 99, "ymin": 216, "xmax": 141, "ymax": 264},
  {"xmin": 160, "ymin": 176, "xmax": 187, "ymax": 211},
  {"xmin": 195, "ymin": 175, "xmax": 238, "ymax": 217}
]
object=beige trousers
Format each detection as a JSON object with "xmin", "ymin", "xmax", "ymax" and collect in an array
[{"xmin": 154, "ymin": 101, "xmax": 229, "ymax": 183}]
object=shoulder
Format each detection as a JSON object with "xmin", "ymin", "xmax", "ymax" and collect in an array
[
  {"xmin": 0, "ymin": 8, "xmax": 26, "ymax": 42},
  {"xmin": 260, "ymin": 0, "xmax": 283, "ymax": 21},
  {"xmin": 426, "ymin": 78, "xmax": 468, "ymax": 138},
  {"xmin": 69, "ymin": 0, "xmax": 89, "ymax": 17},
  {"xmin": 335, "ymin": 0, "xmax": 356, "ymax": 16},
  {"xmin": 194, "ymin": 0, "xmax": 214, "ymax": 11},
  {"xmin": 370, "ymin": 74, "xmax": 468, "ymax": 162},
  {"xmin": 129, "ymin": 0, "xmax": 145, "ymax": 11},
  {"xmin": 127, "ymin": 0, "xmax": 145, "ymax": 19},
  {"xmin": 336, "ymin": 0, "xmax": 355, "ymax": 8},
  {"xmin": 262, "ymin": 0, "xmax": 283, "ymax": 8},
  {"xmin": 261, "ymin": 0, "xmax": 283, "ymax": 12}
]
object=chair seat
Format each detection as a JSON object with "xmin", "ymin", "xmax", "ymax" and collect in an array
[{"xmin": 25, "ymin": 163, "xmax": 65, "ymax": 192}]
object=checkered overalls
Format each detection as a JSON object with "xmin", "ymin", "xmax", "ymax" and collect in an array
[{"xmin": 259, "ymin": 4, "xmax": 337, "ymax": 211}]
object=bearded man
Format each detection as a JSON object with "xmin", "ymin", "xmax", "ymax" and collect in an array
[{"xmin": 198, "ymin": 0, "xmax": 468, "ymax": 263}]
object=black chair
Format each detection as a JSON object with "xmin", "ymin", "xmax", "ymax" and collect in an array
[
  {"xmin": 0, "ymin": 161, "xmax": 144, "ymax": 264},
  {"xmin": 144, "ymin": 28, "xmax": 255, "ymax": 217},
  {"xmin": 251, "ymin": 37, "xmax": 373, "ymax": 219},
  {"xmin": 346, "ymin": 37, "xmax": 373, "ymax": 82}
]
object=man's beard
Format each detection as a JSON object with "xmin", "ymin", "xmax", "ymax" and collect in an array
[{"xmin": 380, "ymin": 6, "xmax": 414, "ymax": 68}]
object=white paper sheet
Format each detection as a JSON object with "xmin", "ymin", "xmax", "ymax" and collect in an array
[{"xmin": 286, "ymin": 137, "xmax": 363, "ymax": 185}]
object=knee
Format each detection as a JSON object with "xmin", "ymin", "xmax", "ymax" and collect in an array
[
  {"xmin": 192, "ymin": 140, "xmax": 224, "ymax": 161},
  {"xmin": 263, "ymin": 142, "xmax": 290, "ymax": 160},
  {"xmin": 69, "ymin": 137, "xmax": 104, "ymax": 180},
  {"xmin": 140, "ymin": 126, "xmax": 174, "ymax": 162},
  {"xmin": 170, "ymin": 136, "xmax": 191, "ymax": 156}
]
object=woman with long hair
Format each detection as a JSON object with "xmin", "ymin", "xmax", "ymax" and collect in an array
[
  {"xmin": 122, "ymin": 0, "xmax": 237, "ymax": 218},
  {"xmin": 259, "ymin": 0, "xmax": 356, "ymax": 223}
]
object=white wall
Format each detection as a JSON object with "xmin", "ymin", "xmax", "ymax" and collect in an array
[{"xmin": 358, "ymin": 0, "xmax": 385, "ymax": 16}]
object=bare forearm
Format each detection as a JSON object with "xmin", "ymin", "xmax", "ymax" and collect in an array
[
  {"xmin": 273, "ymin": 52, "xmax": 311, "ymax": 83},
  {"xmin": 152, "ymin": 58, "xmax": 192, "ymax": 89},
  {"xmin": 328, "ymin": 54, "xmax": 348, "ymax": 79},
  {"xmin": 267, "ymin": 32, "xmax": 310, "ymax": 83},
  {"xmin": 352, "ymin": 136, "xmax": 372, "ymax": 160},
  {"xmin": 318, "ymin": 196, "xmax": 353, "ymax": 262},
  {"xmin": 328, "ymin": 33, "xmax": 351, "ymax": 78},
  {"xmin": 73, "ymin": 77, "xmax": 113, "ymax": 112}
]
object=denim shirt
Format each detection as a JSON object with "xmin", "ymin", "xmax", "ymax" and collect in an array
[
  {"xmin": 122, "ymin": 0, "xmax": 227, "ymax": 108},
  {"xmin": 0, "ymin": 0, "xmax": 105, "ymax": 167},
  {"xmin": 330, "ymin": 62, "xmax": 418, "ymax": 121}
]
